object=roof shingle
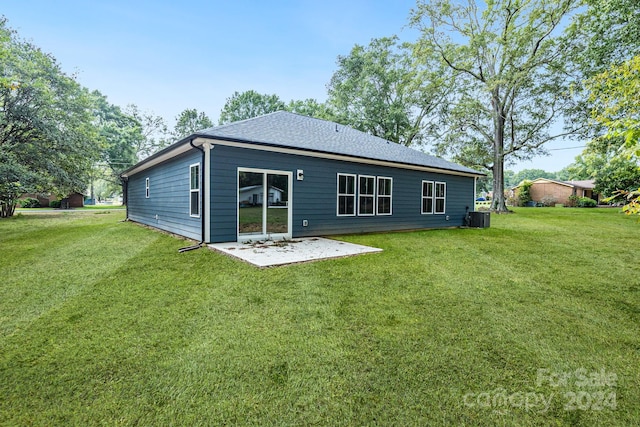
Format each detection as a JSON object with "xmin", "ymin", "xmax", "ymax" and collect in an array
[{"xmin": 196, "ymin": 111, "xmax": 481, "ymax": 175}]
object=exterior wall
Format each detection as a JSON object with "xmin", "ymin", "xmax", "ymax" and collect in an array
[
  {"xmin": 126, "ymin": 150, "xmax": 202, "ymax": 241},
  {"xmin": 530, "ymin": 182, "xmax": 574, "ymax": 205},
  {"xmin": 209, "ymin": 145, "xmax": 475, "ymax": 243}
]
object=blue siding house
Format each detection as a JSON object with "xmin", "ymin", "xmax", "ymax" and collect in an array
[{"xmin": 121, "ymin": 112, "xmax": 483, "ymax": 243}]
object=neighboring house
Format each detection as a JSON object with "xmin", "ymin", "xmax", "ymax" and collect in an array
[
  {"xmin": 516, "ymin": 178, "xmax": 600, "ymax": 205},
  {"xmin": 21, "ymin": 192, "xmax": 85, "ymax": 208},
  {"xmin": 239, "ymin": 185, "xmax": 284, "ymax": 206},
  {"xmin": 120, "ymin": 111, "xmax": 484, "ymax": 243}
]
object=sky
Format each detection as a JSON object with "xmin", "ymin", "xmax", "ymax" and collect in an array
[{"xmin": 3, "ymin": 0, "xmax": 584, "ymax": 172}]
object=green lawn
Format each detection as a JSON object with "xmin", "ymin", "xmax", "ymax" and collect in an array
[{"xmin": 0, "ymin": 208, "xmax": 638, "ymax": 425}]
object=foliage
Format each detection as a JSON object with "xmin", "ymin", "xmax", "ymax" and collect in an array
[
  {"xmin": 410, "ymin": 0, "xmax": 582, "ymax": 212},
  {"xmin": 173, "ymin": 108, "xmax": 213, "ymax": 139},
  {"xmin": 565, "ymin": 139, "xmax": 640, "ymax": 196},
  {"xmin": 0, "ymin": 18, "xmax": 98, "ymax": 218},
  {"xmin": 562, "ymin": 0, "xmax": 640, "ymax": 143},
  {"xmin": 539, "ymin": 195, "xmax": 557, "ymax": 207},
  {"xmin": 18, "ymin": 197, "xmax": 39, "ymax": 208},
  {"xmin": 517, "ymin": 180, "xmax": 533, "ymax": 206},
  {"xmin": 125, "ymin": 104, "xmax": 171, "ymax": 160},
  {"xmin": 49, "ymin": 199, "xmax": 61, "ymax": 208},
  {"xmin": 0, "ymin": 209, "xmax": 638, "ymax": 425},
  {"xmin": 567, "ymin": 194, "xmax": 579, "ymax": 207},
  {"xmin": 286, "ymin": 98, "xmax": 334, "ymax": 120},
  {"xmin": 586, "ymin": 55, "xmax": 640, "ymax": 158},
  {"xmin": 578, "ymin": 196, "xmax": 597, "ymax": 207},
  {"xmin": 604, "ymin": 187, "xmax": 640, "ymax": 217},
  {"xmin": 218, "ymin": 90, "xmax": 285, "ymax": 125},
  {"xmin": 327, "ymin": 36, "xmax": 448, "ymax": 147}
]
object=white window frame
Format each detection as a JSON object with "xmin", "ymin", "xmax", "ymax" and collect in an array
[
  {"xmin": 358, "ymin": 175, "xmax": 376, "ymax": 216},
  {"xmin": 337, "ymin": 173, "xmax": 356, "ymax": 216},
  {"xmin": 145, "ymin": 177, "xmax": 150, "ymax": 199},
  {"xmin": 435, "ymin": 181, "xmax": 446, "ymax": 214},
  {"xmin": 190, "ymin": 163, "xmax": 200, "ymax": 218},
  {"xmin": 421, "ymin": 180, "xmax": 434, "ymax": 214},
  {"xmin": 376, "ymin": 176, "xmax": 393, "ymax": 216}
]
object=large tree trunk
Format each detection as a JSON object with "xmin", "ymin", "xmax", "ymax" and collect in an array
[{"xmin": 491, "ymin": 94, "xmax": 509, "ymax": 212}]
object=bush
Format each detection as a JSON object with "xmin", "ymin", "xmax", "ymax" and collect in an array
[
  {"xmin": 19, "ymin": 198, "xmax": 40, "ymax": 208},
  {"xmin": 49, "ymin": 200, "xmax": 61, "ymax": 208},
  {"xmin": 540, "ymin": 195, "xmax": 557, "ymax": 207},
  {"xmin": 567, "ymin": 195, "xmax": 579, "ymax": 207},
  {"xmin": 517, "ymin": 180, "xmax": 533, "ymax": 206},
  {"xmin": 578, "ymin": 197, "xmax": 597, "ymax": 208}
]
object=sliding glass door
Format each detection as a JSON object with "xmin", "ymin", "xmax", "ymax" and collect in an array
[{"xmin": 238, "ymin": 168, "xmax": 291, "ymax": 240}]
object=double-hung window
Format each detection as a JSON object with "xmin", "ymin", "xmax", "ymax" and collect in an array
[
  {"xmin": 377, "ymin": 177, "xmax": 392, "ymax": 215},
  {"xmin": 358, "ymin": 175, "xmax": 376, "ymax": 215},
  {"xmin": 422, "ymin": 181, "xmax": 434, "ymax": 214},
  {"xmin": 435, "ymin": 182, "xmax": 446, "ymax": 214},
  {"xmin": 190, "ymin": 163, "xmax": 200, "ymax": 217},
  {"xmin": 337, "ymin": 173, "xmax": 356, "ymax": 216}
]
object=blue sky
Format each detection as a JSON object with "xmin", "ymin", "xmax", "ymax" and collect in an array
[{"xmin": 3, "ymin": 0, "xmax": 582, "ymax": 172}]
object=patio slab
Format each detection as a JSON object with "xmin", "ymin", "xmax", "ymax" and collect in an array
[{"xmin": 208, "ymin": 237, "xmax": 382, "ymax": 267}]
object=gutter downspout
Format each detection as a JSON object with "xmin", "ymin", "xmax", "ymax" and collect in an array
[
  {"xmin": 178, "ymin": 139, "xmax": 206, "ymax": 253},
  {"xmin": 120, "ymin": 177, "xmax": 129, "ymax": 222}
]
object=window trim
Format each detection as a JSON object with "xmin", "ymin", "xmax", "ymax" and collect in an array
[
  {"xmin": 145, "ymin": 177, "xmax": 150, "ymax": 199},
  {"xmin": 189, "ymin": 163, "xmax": 200, "ymax": 218},
  {"xmin": 336, "ymin": 173, "xmax": 357, "ymax": 217},
  {"xmin": 421, "ymin": 180, "xmax": 434, "ymax": 214},
  {"xmin": 435, "ymin": 181, "xmax": 446, "ymax": 214},
  {"xmin": 376, "ymin": 176, "xmax": 393, "ymax": 216},
  {"xmin": 357, "ymin": 174, "xmax": 376, "ymax": 216}
]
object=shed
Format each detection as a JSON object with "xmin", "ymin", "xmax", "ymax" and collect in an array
[{"xmin": 120, "ymin": 112, "xmax": 484, "ymax": 243}]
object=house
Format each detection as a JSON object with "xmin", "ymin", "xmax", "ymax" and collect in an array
[
  {"xmin": 239, "ymin": 184, "xmax": 284, "ymax": 206},
  {"xmin": 518, "ymin": 178, "xmax": 600, "ymax": 205},
  {"xmin": 120, "ymin": 112, "xmax": 484, "ymax": 243},
  {"xmin": 20, "ymin": 192, "xmax": 85, "ymax": 208}
]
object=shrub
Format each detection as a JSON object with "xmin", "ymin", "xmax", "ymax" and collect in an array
[
  {"xmin": 578, "ymin": 197, "xmax": 597, "ymax": 208},
  {"xmin": 49, "ymin": 200, "xmax": 62, "ymax": 208},
  {"xmin": 567, "ymin": 195, "xmax": 580, "ymax": 207},
  {"xmin": 19, "ymin": 198, "xmax": 40, "ymax": 208},
  {"xmin": 540, "ymin": 195, "xmax": 557, "ymax": 207},
  {"xmin": 517, "ymin": 180, "xmax": 533, "ymax": 207}
]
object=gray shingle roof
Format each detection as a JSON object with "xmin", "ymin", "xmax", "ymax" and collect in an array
[{"xmin": 195, "ymin": 111, "xmax": 481, "ymax": 175}]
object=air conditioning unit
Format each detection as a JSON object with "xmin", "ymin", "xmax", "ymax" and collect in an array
[{"xmin": 469, "ymin": 211, "xmax": 490, "ymax": 228}]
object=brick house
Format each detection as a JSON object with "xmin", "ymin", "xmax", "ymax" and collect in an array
[
  {"xmin": 21, "ymin": 192, "xmax": 85, "ymax": 208},
  {"xmin": 516, "ymin": 178, "xmax": 600, "ymax": 205}
]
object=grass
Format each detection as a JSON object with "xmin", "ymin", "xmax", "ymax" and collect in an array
[{"xmin": 0, "ymin": 208, "xmax": 638, "ymax": 425}]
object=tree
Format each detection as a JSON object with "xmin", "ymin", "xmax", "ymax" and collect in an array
[
  {"xmin": 286, "ymin": 98, "xmax": 334, "ymax": 120},
  {"xmin": 91, "ymin": 91, "xmax": 143, "ymax": 178},
  {"xmin": 0, "ymin": 18, "xmax": 98, "ymax": 217},
  {"xmin": 327, "ymin": 36, "xmax": 448, "ymax": 147},
  {"xmin": 586, "ymin": 55, "xmax": 640, "ymax": 158},
  {"xmin": 125, "ymin": 104, "xmax": 170, "ymax": 160},
  {"xmin": 173, "ymin": 108, "xmax": 213, "ymax": 139},
  {"xmin": 218, "ymin": 90, "xmax": 285, "ymax": 125},
  {"xmin": 563, "ymin": 0, "xmax": 640, "ymax": 142},
  {"xmin": 410, "ymin": 0, "xmax": 582, "ymax": 212}
]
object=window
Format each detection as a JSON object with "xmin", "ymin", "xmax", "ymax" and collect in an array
[
  {"xmin": 190, "ymin": 163, "xmax": 200, "ymax": 217},
  {"xmin": 435, "ymin": 182, "xmax": 446, "ymax": 214},
  {"xmin": 358, "ymin": 175, "xmax": 375, "ymax": 215},
  {"xmin": 422, "ymin": 181, "xmax": 434, "ymax": 214},
  {"xmin": 337, "ymin": 173, "xmax": 356, "ymax": 216},
  {"xmin": 377, "ymin": 177, "xmax": 392, "ymax": 215},
  {"xmin": 145, "ymin": 177, "xmax": 150, "ymax": 198}
]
